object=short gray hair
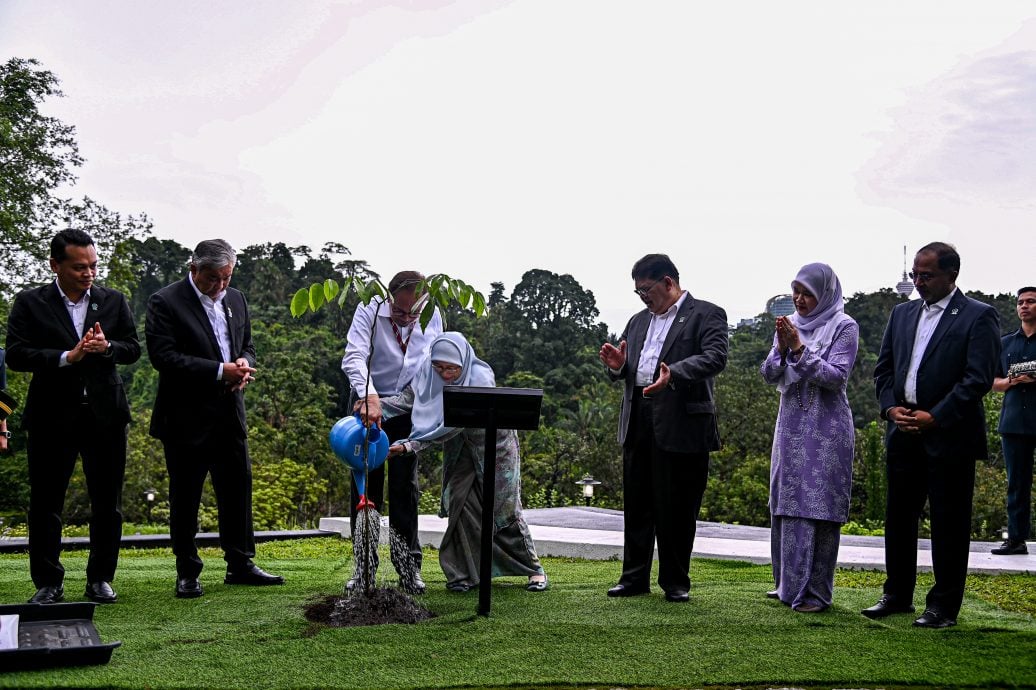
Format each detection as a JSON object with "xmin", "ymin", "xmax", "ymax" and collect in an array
[{"xmin": 191, "ymin": 239, "xmax": 237, "ymax": 272}]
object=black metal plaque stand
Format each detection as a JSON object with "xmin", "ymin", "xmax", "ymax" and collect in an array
[{"xmin": 442, "ymin": 386, "xmax": 542, "ymax": 617}]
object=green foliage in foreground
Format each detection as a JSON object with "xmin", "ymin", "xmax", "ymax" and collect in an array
[{"xmin": 0, "ymin": 539, "xmax": 1033, "ymax": 689}]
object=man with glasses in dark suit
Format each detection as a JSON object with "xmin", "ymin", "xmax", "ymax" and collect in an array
[
  {"xmin": 599, "ymin": 253, "xmax": 728, "ymax": 603},
  {"xmin": 863, "ymin": 242, "xmax": 1000, "ymax": 628},
  {"xmin": 147, "ymin": 239, "xmax": 283, "ymax": 598}
]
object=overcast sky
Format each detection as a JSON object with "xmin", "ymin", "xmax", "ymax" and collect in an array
[{"xmin": 2, "ymin": 1, "xmax": 1034, "ymax": 333}]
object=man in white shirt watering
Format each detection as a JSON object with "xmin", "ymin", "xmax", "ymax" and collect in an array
[{"xmin": 341, "ymin": 271, "xmax": 442, "ymax": 593}]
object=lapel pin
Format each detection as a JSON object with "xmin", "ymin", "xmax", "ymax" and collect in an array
[
  {"xmin": 678, "ymin": 316, "xmax": 686, "ymax": 323},
  {"xmin": 227, "ymin": 307, "xmax": 233, "ymax": 318},
  {"xmin": 950, "ymin": 308, "xmax": 958, "ymax": 315},
  {"xmin": 90, "ymin": 303, "xmax": 98, "ymax": 311}
]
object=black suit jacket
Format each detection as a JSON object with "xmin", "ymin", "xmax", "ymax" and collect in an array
[
  {"xmin": 146, "ymin": 277, "xmax": 255, "ymax": 446},
  {"xmin": 874, "ymin": 289, "xmax": 1000, "ymax": 458},
  {"xmin": 5, "ymin": 283, "xmax": 140, "ymax": 429},
  {"xmin": 612, "ymin": 294, "xmax": 728, "ymax": 453}
]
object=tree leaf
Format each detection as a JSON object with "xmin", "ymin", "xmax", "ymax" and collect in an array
[
  {"xmin": 323, "ymin": 279, "xmax": 340, "ymax": 302},
  {"xmin": 459, "ymin": 283, "xmax": 473, "ymax": 309},
  {"xmin": 290, "ymin": 288, "xmax": 310, "ymax": 317},
  {"xmin": 473, "ymin": 291, "xmax": 487, "ymax": 317},
  {"xmin": 419, "ymin": 300, "xmax": 437, "ymax": 331},
  {"xmin": 309, "ymin": 283, "xmax": 325, "ymax": 311}
]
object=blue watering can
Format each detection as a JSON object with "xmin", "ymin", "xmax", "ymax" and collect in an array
[{"xmin": 329, "ymin": 413, "xmax": 390, "ymax": 510}]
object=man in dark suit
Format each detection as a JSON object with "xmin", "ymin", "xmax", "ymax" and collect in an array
[
  {"xmin": 5, "ymin": 229, "xmax": 140, "ymax": 605},
  {"xmin": 864, "ymin": 242, "xmax": 1000, "ymax": 628},
  {"xmin": 599, "ymin": 253, "xmax": 728, "ymax": 603},
  {"xmin": 146, "ymin": 239, "xmax": 283, "ymax": 598}
]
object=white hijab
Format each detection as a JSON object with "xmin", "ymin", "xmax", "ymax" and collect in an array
[{"xmin": 409, "ymin": 332, "xmax": 496, "ymax": 442}]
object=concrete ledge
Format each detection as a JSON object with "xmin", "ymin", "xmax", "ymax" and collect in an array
[{"xmin": 318, "ymin": 514, "xmax": 1036, "ymax": 575}]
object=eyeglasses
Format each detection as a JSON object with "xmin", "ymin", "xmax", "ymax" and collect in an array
[
  {"xmin": 908, "ymin": 271, "xmax": 942, "ymax": 283},
  {"xmin": 432, "ymin": 363, "xmax": 462, "ymax": 375},
  {"xmin": 633, "ymin": 278, "xmax": 665, "ymax": 297}
]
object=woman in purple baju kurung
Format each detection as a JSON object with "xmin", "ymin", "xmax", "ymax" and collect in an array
[{"xmin": 760, "ymin": 263, "xmax": 858, "ymax": 612}]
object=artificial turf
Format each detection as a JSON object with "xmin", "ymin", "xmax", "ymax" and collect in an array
[{"xmin": 0, "ymin": 538, "xmax": 1033, "ymax": 688}]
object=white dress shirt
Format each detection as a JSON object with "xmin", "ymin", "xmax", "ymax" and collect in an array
[
  {"xmin": 57, "ymin": 281, "xmax": 91, "ymax": 368},
  {"xmin": 635, "ymin": 291, "xmax": 687, "ymax": 386},
  {"xmin": 905, "ymin": 287, "xmax": 957, "ymax": 405},
  {"xmin": 189, "ymin": 273, "xmax": 232, "ymax": 380},
  {"xmin": 341, "ymin": 299, "xmax": 444, "ymax": 398}
]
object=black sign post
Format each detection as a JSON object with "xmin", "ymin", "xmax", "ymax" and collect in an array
[{"xmin": 442, "ymin": 386, "xmax": 542, "ymax": 617}]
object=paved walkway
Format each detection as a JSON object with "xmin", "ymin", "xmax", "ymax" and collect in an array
[{"xmin": 318, "ymin": 506, "xmax": 1036, "ymax": 575}]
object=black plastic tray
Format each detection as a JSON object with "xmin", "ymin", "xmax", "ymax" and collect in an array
[{"xmin": 0, "ymin": 602, "xmax": 120, "ymax": 672}]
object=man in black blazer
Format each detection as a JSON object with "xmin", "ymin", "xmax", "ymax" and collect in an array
[
  {"xmin": 599, "ymin": 254, "xmax": 728, "ymax": 602},
  {"xmin": 146, "ymin": 239, "xmax": 282, "ymax": 598},
  {"xmin": 864, "ymin": 242, "xmax": 1000, "ymax": 628},
  {"xmin": 5, "ymin": 229, "xmax": 140, "ymax": 605}
]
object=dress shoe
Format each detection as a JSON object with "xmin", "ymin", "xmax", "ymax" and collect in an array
[
  {"xmin": 861, "ymin": 594, "xmax": 915, "ymax": 619},
  {"xmin": 176, "ymin": 577, "xmax": 203, "ymax": 598},
  {"xmin": 526, "ymin": 575, "xmax": 549, "ymax": 592},
  {"xmin": 446, "ymin": 581, "xmax": 475, "ymax": 593},
  {"xmin": 28, "ymin": 585, "xmax": 64, "ymax": 604},
  {"xmin": 664, "ymin": 589, "xmax": 690, "ymax": 603},
  {"xmin": 403, "ymin": 572, "xmax": 426, "ymax": 595},
  {"xmin": 607, "ymin": 583, "xmax": 649, "ymax": 597},
  {"xmin": 991, "ymin": 539, "xmax": 1028, "ymax": 555},
  {"xmin": 224, "ymin": 564, "xmax": 285, "ymax": 586},
  {"xmin": 913, "ymin": 609, "xmax": 957, "ymax": 628},
  {"xmin": 766, "ymin": 589, "xmax": 780, "ymax": 599},
  {"xmin": 85, "ymin": 581, "xmax": 117, "ymax": 603},
  {"xmin": 793, "ymin": 603, "xmax": 827, "ymax": 613}
]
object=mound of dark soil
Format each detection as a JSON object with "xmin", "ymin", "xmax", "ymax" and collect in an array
[{"xmin": 303, "ymin": 588, "xmax": 436, "ymax": 628}]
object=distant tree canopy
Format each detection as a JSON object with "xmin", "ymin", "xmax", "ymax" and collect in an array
[{"xmin": 0, "ymin": 57, "xmax": 150, "ymax": 299}]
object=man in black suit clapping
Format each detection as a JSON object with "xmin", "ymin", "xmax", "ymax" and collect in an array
[
  {"xmin": 6, "ymin": 229, "xmax": 140, "ymax": 605},
  {"xmin": 146, "ymin": 239, "xmax": 283, "ymax": 598}
]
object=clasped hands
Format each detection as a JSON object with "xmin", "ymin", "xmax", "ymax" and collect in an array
[
  {"xmin": 775, "ymin": 316, "xmax": 802, "ymax": 353},
  {"xmin": 67, "ymin": 322, "xmax": 110, "ymax": 363},
  {"xmin": 222, "ymin": 358, "xmax": 256, "ymax": 391},
  {"xmin": 598, "ymin": 340, "xmax": 671, "ymax": 395},
  {"xmin": 887, "ymin": 406, "xmax": 936, "ymax": 434}
]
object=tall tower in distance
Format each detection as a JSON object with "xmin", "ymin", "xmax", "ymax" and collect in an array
[{"xmin": 895, "ymin": 245, "xmax": 914, "ymax": 297}]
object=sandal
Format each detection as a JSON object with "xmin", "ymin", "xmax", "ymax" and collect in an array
[{"xmin": 526, "ymin": 575, "xmax": 548, "ymax": 592}]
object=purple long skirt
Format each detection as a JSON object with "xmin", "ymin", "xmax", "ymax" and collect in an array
[{"xmin": 771, "ymin": 515, "xmax": 841, "ymax": 610}]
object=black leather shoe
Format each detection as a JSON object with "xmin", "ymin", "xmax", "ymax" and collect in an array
[
  {"xmin": 409, "ymin": 572, "xmax": 426, "ymax": 595},
  {"xmin": 85, "ymin": 581, "xmax": 117, "ymax": 603},
  {"xmin": 225, "ymin": 564, "xmax": 285, "ymax": 586},
  {"xmin": 991, "ymin": 539, "xmax": 1028, "ymax": 555},
  {"xmin": 861, "ymin": 594, "xmax": 915, "ymax": 619},
  {"xmin": 607, "ymin": 583, "xmax": 649, "ymax": 597},
  {"xmin": 176, "ymin": 577, "xmax": 203, "ymax": 598},
  {"xmin": 913, "ymin": 609, "xmax": 957, "ymax": 628},
  {"xmin": 28, "ymin": 585, "xmax": 64, "ymax": 604},
  {"xmin": 664, "ymin": 589, "xmax": 689, "ymax": 603}
]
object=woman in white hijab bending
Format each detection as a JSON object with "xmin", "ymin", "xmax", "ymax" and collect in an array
[{"xmin": 379, "ymin": 332, "xmax": 547, "ymax": 593}]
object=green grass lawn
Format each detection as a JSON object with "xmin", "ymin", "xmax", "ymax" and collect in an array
[{"xmin": 0, "ymin": 537, "xmax": 1033, "ymax": 689}]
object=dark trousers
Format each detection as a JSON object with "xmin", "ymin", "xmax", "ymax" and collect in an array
[
  {"xmin": 349, "ymin": 412, "xmax": 422, "ymax": 572},
  {"xmin": 883, "ymin": 434, "xmax": 976, "ymax": 617},
  {"xmin": 619, "ymin": 392, "xmax": 710, "ymax": 593},
  {"xmin": 164, "ymin": 434, "xmax": 256, "ymax": 579},
  {"xmin": 1002, "ymin": 433, "xmax": 1036, "ymax": 541},
  {"xmin": 26, "ymin": 409, "xmax": 127, "ymax": 588}
]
